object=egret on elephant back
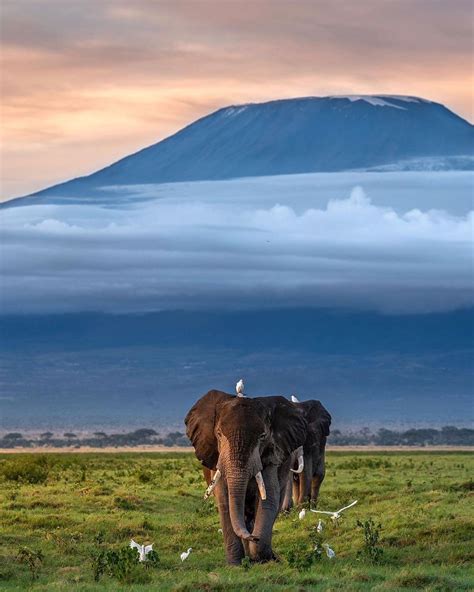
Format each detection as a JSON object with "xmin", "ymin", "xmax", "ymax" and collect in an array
[{"xmin": 185, "ymin": 389, "xmax": 331, "ymax": 565}]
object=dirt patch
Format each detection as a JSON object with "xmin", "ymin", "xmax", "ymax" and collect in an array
[{"xmin": 0, "ymin": 445, "xmax": 195, "ymax": 454}]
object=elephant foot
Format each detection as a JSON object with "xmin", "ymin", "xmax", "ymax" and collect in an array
[{"xmin": 249, "ymin": 544, "xmax": 278, "ymax": 564}]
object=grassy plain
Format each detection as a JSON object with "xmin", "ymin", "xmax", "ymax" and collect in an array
[{"xmin": 0, "ymin": 451, "xmax": 472, "ymax": 591}]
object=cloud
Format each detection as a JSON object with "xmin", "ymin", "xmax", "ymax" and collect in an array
[{"xmin": 1, "ymin": 177, "xmax": 472, "ymax": 315}]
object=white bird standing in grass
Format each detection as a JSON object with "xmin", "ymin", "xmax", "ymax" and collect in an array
[
  {"xmin": 323, "ymin": 543, "xmax": 335, "ymax": 559},
  {"xmin": 180, "ymin": 548, "xmax": 192, "ymax": 562},
  {"xmin": 129, "ymin": 540, "xmax": 153, "ymax": 562},
  {"xmin": 298, "ymin": 508, "xmax": 306, "ymax": 520},
  {"xmin": 310, "ymin": 500, "xmax": 358, "ymax": 522},
  {"xmin": 291, "ymin": 395, "xmax": 299, "ymax": 403},
  {"xmin": 236, "ymin": 379, "xmax": 245, "ymax": 397},
  {"xmin": 317, "ymin": 519, "xmax": 324, "ymax": 533}
]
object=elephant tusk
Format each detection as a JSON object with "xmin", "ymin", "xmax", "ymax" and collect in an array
[
  {"xmin": 204, "ymin": 469, "xmax": 221, "ymax": 500},
  {"xmin": 290, "ymin": 454, "xmax": 304, "ymax": 474},
  {"xmin": 255, "ymin": 471, "xmax": 267, "ymax": 500}
]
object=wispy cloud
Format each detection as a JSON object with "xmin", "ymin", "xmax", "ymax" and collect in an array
[{"xmin": 1, "ymin": 178, "xmax": 472, "ymax": 314}]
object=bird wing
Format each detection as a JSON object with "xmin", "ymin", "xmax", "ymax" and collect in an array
[
  {"xmin": 130, "ymin": 540, "xmax": 141, "ymax": 551},
  {"xmin": 144, "ymin": 544, "xmax": 153, "ymax": 554},
  {"xmin": 310, "ymin": 510, "xmax": 334, "ymax": 516},
  {"xmin": 338, "ymin": 500, "xmax": 358, "ymax": 513}
]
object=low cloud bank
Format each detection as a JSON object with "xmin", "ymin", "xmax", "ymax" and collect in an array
[{"xmin": 1, "ymin": 183, "xmax": 472, "ymax": 314}]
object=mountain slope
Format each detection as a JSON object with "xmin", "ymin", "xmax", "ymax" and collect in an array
[{"xmin": 23, "ymin": 95, "xmax": 474, "ymax": 198}]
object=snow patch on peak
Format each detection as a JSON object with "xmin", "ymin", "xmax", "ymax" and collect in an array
[
  {"xmin": 222, "ymin": 106, "xmax": 249, "ymax": 117},
  {"xmin": 377, "ymin": 95, "xmax": 431, "ymax": 104},
  {"xmin": 329, "ymin": 95, "xmax": 407, "ymax": 110}
]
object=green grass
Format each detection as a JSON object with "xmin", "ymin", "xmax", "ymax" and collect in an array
[{"xmin": 0, "ymin": 451, "xmax": 472, "ymax": 591}]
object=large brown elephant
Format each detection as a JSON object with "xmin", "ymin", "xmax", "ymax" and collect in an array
[
  {"xmin": 281, "ymin": 399, "xmax": 331, "ymax": 511},
  {"xmin": 185, "ymin": 390, "xmax": 307, "ymax": 565}
]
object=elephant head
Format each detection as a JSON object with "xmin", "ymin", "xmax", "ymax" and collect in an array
[
  {"xmin": 290, "ymin": 399, "xmax": 331, "ymax": 508},
  {"xmin": 185, "ymin": 390, "xmax": 307, "ymax": 564}
]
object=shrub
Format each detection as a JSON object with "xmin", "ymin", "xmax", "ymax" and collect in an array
[
  {"xmin": 16, "ymin": 547, "xmax": 44, "ymax": 581},
  {"xmin": 90, "ymin": 535, "xmax": 158, "ymax": 585},
  {"xmin": 286, "ymin": 543, "xmax": 320, "ymax": 570},
  {"xmin": 357, "ymin": 518, "xmax": 384, "ymax": 564},
  {"xmin": 137, "ymin": 469, "xmax": 153, "ymax": 483},
  {"xmin": 2, "ymin": 456, "xmax": 50, "ymax": 484}
]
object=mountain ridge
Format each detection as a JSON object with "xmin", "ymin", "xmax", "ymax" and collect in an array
[{"xmin": 9, "ymin": 94, "xmax": 474, "ymax": 203}]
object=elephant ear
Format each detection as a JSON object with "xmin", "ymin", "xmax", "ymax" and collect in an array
[
  {"xmin": 300, "ymin": 400, "xmax": 331, "ymax": 437},
  {"xmin": 185, "ymin": 390, "xmax": 233, "ymax": 469},
  {"xmin": 261, "ymin": 396, "xmax": 308, "ymax": 461}
]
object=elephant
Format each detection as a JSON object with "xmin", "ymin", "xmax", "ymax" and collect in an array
[
  {"xmin": 281, "ymin": 399, "xmax": 331, "ymax": 511},
  {"xmin": 185, "ymin": 390, "xmax": 307, "ymax": 565}
]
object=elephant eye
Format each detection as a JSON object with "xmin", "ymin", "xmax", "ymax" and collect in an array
[{"xmin": 259, "ymin": 433, "xmax": 266, "ymax": 440}]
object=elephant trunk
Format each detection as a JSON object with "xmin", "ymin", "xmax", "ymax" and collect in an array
[{"xmin": 227, "ymin": 473, "xmax": 259, "ymax": 541}]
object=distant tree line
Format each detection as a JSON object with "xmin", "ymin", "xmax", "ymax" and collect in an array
[
  {"xmin": 330, "ymin": 426, "xmax": 474, "ymax": 446},
  {"xmin": 0, "ymin": 426, "xmax": 472, "ymax": 449},
  {"xmin": 0, "ymin": 429, "xmax": 190, "ymax": 449}
]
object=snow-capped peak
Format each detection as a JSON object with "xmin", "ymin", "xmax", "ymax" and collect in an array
[
  {"xmin": 329, "ymin": 95, "xmax": 431, "ymax": 110},
  {"xmin": 329, "ymin": 95, "xmax": 406, "ymax": 109}
]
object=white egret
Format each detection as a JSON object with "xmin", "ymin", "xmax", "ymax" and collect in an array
[
  {"xmin": 298, "ymin": 508, "xmax": 306, "ymax": 520},
  {"xmin": 310, "ymin": 500, "xmax": 358, "ymax": 522},
  {"xmin": 180, "ymin": 547, "xmax": 192, "ymax": 561},
  {"xmin": 317, "ymin": 519, "xmax": 324, "ymax": 533},
  {"xmin": 236, "ymin": 379, "xmax": 245, "ymax": 397},
  {"xmin": 291, "ymin": 395, "xmax": 299, "ymax": 403},
  {"xmin": 129, "ymin": 540, "xmax": 153, "ymax": 562},
  {"xmin": 323, "ymin": 543, "xmax": 335, "ymax": 559}
]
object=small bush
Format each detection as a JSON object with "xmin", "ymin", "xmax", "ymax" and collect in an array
[
  {"xmin": 137, "ymin": 469, "xmax": 153, "ymax": 483},
  {"xmin": 16, "ymin": 547, "xmax": 44, "ymax": 581},
  {"xmin": 357, "ymin": 518, "xmax": 384, "ymax": 564},
  {"xmin": 105, "ymin": 546, "xmax": 151, "ymax": 584},
  {"xmin": 286, "ymin": 541, "xmax": 321, "ymax": 569},
  {"xmin": 90, "ymin": 533, "xmax": 158, "ymax": 584},
  {"xmin": 2, "ymin": 456, "xmax": 50, "ymax": 484}
]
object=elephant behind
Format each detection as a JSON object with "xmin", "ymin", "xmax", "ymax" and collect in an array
[
  {"xmin": 281, "ymin": 399, "xmax": 331, "ymax": 511},
  {"xmin": 185, "ymin": 390, "xmax": 307, "ymax": 565}
]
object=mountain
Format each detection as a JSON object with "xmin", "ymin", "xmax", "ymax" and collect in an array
[{"xmin": 22, "ymin": 95, "xmax": 474, "ymax": 199}]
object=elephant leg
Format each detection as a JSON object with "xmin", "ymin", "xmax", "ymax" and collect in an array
[
  {"xmin": 311, "ymin": 461, "xmax": 326, "ymax": 505},
  {"xmin": 296, "ymin": 456, "xmax": 313, "ymax": 505},
  {"xmin": 249, "ymin": 465, "xmax": 280, "ymax": 562},
  {"xmin": 292, "ymin": 473, "xmax": 300, "ymax": 506},
  {"xmin": 214, "ymin": 479, "xmax": 245, "ymax": 565}
]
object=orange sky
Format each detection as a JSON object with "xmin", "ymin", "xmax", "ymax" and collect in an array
[{"xmin": 1, "ymin": 0, "xmax": 473, "ymax": 199}]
